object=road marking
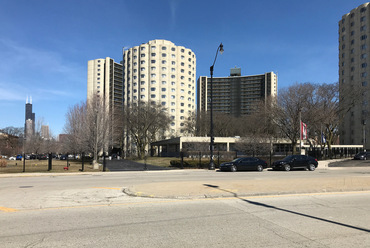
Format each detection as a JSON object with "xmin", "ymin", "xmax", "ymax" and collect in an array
[{"xmin": 0, "ymin": 207, "xmax": 18, "ymax": 212}]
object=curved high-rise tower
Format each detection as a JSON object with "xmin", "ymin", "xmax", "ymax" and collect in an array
[{"xmin": 123, "ymin": 39, "xmax": 196, "ymax": 137}]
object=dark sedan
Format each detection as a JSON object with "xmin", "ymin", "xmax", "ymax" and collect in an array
[
  {"xmin": 219, "ymin": 157, "xmax": 268, "ymax": 172},
  {"xmin": 354, "ymin": 151, "xmax": 370, "ymax": 160},
  {"xmin": 271, "ymin": 155, "xmax": 318, "ymax": 171}
]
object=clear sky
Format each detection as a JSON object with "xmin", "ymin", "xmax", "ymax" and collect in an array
[{"xmin": 0, "ymin": 0, "xmax": 367, "ymax": 136}]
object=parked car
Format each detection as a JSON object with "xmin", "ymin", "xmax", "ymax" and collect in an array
[
  {"xmin": 271, "ymin": 155, "xmax": 318, "ymax": 171},
  {"xmin": 37, "ymin": 154, "xmax": 47, "ymax": 160},
  {"xmin": 8, "ymin": 156, "xmax": 16, "ymax": 160},
  {"xmin": 60, "ymin": 155, "xmax": 67, "ymax": 160},
  {"xmin": 354, "ymin": 151, "xmax": 370, "ymax": 160},
  {"xmin": 16, "ymin": 155, "xmax": 22, "ymax": 160},
  {"xmin": 219, "ymin": 157, "xmax": 268, "ymax": 172}
]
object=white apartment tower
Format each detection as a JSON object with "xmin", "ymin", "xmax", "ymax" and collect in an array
[
  {"xmin": 339, "ymin": 3, "xmax": 370, "ymax": 148},
  {"xmin": 122, "ymin": 40, "xmax": 196, "ymax": 137}
]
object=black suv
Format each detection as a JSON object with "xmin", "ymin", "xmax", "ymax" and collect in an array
[{"xmin": 272, "ymin": 155, "xmax": 318, "ymax": 171}]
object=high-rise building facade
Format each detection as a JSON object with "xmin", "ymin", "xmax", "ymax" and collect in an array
[
  {"xmin": 197, "ymin": 68, "xmax": 277, "ymax": 117},
  {"xmin": 41, "ymin": 125, "xmax": 50, "ymax": 140},
  {"xmin": 24, "ymin": 97, "xmax": 35, "ymax": 139},
  {"xmin": 122, "ymin": 39, "xmax": 196, "ymax": 136},
  {"xmin": 339, "ymin": 3, "xmax": 370, "ymax": 148},
  {"xmin": 87, "ymin": 57, "xmax": 124, "ymax": 110},
  {"xmin": 87, "ymin": 57, "xmax": 124, "ymax": 150}
]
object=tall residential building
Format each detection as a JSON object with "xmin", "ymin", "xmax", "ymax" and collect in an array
[
  {"xmin": 122, "ymin": 39, "xmax": 196, "ymax": 136},
  {"xmin": 24, "ymin": 96, "xmax": 35, "ymax": 139},
  {"xmin": 197, "ymin": 68, "xmax": 277, "ymax": 117},
  {"xmin": 339, "ymin": 3, "xmax": 370, "ymax": 148},
  {"xmin": 87, "ymin": 57, "xmax": 124, "ymax": 110},
  {"xmin": 87, "ymin": 57, "xmax": 124, "ymax": 151}
]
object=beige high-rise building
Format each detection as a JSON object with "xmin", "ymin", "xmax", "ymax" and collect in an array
[
  {"xmin": 87, "ymin": 57, "xmax": 124, "ymax": 151},
  {"xmin": 197, "ymin": 68, "xmax": 277, "ymax": 117},
  {"xmin": 122, "ymin": 40, "xmax": 196, "ymax": 137},
  {"xmin": 87, "ymin": 57, "xmax": 124, "ymax": 109},
  {"xmin": 339, "ymin": 3, "xmax": 370, "ymax": 148}
]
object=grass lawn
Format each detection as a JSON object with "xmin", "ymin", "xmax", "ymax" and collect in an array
[{"xmin": 0, "ymin": 159, "xmax": 102, "ymax": 173}]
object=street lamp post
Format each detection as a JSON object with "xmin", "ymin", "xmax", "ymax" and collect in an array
[{"xmin": 209, "ymin": 43, "xmax": 224, "ymax": 170}]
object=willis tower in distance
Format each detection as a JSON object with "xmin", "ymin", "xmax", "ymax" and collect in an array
[{"xmin": 25, "ymin": 96, "xmax": 35, "ymax": 139}]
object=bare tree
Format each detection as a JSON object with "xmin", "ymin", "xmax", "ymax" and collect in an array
[
  {"xmin": 0, "ymin": 127, "xmax": 23, "ymax": 156},
  {"xmin": 63, "ymin": 95, "xmax": 110, "ymax": 165},
  {"xmin": 270, "ymin": 83, "xmax": 317, "ymax": 154},
  {"xmin": 124, "ymin": 101, "xmax": 171, "ymax": 159}
]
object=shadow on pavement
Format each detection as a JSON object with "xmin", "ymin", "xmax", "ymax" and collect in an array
[
  {"xmin": 329, "ymin": 159, "xmax": 370, "ymax": 167},
  {"xmin": 203, "ymin": 184, "xmax": 370, "ymax": 234},
  {"xmin": 106, "ymin": 159, "xmax": 172, "ymax": 171}
]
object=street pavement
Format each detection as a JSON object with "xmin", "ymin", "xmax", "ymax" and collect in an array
[{"xmin": 2, "ymin": 158, "xmax": 370, "ymax": 200}]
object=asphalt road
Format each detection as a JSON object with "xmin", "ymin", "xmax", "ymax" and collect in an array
[{"xmin": 1, "ymin": 162, "xmax": 370, "ymax": 247}]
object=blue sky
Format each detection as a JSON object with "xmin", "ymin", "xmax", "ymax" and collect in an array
[{"xmin": 0, "ymin": 0, "xmax": 367, "ymax": 136}]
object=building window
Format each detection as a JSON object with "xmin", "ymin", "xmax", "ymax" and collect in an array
[
  {"xmin": 161, "ymin": 88, "xmax": 166, "ymax": 92},
  {"xmin": 361, "ymin": 35, "xmax": 367, "ymax": 40},
  {"xmin": 162, "ymin": 53, "xmax": 167, "ymax": 57},
  {"xmin": 151, "ymin": 87, "xmax": 156, "ymax": 91},
  {"xmin": 151, "ymin": 53, "xmax": 156, "ymax": 56},
  {"xmin": 361, "ymin": 25, "xmax": 367, "ymax": 31},
  {"xmin": 362, "ymin": 81, "xmax": 368, "ymax": 86},
  {"xmin": 361, "ymin": 16, "xmax": 366, "ymax": 22},
  {"xmin": 141, "ymin": 47, "xmax": 146, "ymax": 51},
  {"xmin": 151, "ymin": 80, "xmax": 156, "ymax": 84},
  {"xmin": 362, "ymin": 53, "xmax": 367, "ymax": 59},
  {"xmin": 362, "ymin": 44, "xmax": 367, "ymax": 50},
  {"xmin": 362, "ymin": 72, "xmax": 368, "ymax": 77},
  {"xmin": 151, "ymin": 94, "xmax": 156, "ymax": 98},
  {"xmin": 151, "ymin": 60, "xmax": 156, "ymax": 63},
  {"xmin": 151, "ymin": 46, "xmax": 156, "ymax": 50},
  {"xmin": 151, "ymin": 66, "xmax": 156, "ymax": 71},
  {"xmin": 362, "ymin": 63, "xmax": 368, "ymax": 68},
  {"xmin": 162, "ymin": 95, "xmax": 166, "ymax": 99}
]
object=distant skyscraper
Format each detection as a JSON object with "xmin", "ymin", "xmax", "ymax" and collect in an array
[
  {"xmin": 339, "ymin": 3, "xmax": 370, "ymax": 148},
  {"xmin": 41, "ymin": 125, "xmax": 50, "ymax": 140},
  {"xmin": 24, "ymin": 96, "xmax": 35, "ymax": 139}
]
